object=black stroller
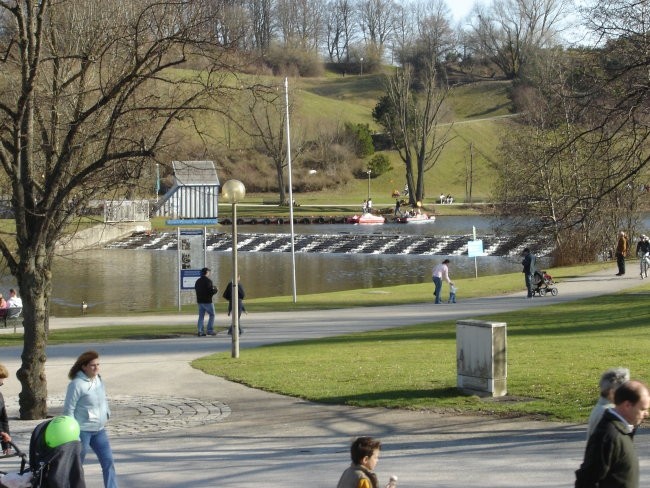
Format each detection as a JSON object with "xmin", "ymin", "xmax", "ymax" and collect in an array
[
  {"xmin": 532, "ymin": 270, "xmax": 558, "ymax": 297},
  {"xmin": 0, "ymin": 418, "xmax": 85, "ymax": 488}
]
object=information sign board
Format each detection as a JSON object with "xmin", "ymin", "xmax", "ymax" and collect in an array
[
  {"xmin": 467, "ymin": 239, "xmax": 485, "ymax": 257},
  {"xmin": 178, "ymin": 229, "xmax": 206, "ymax": 289}
]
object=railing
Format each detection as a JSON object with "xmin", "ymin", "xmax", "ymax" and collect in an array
[{"xmin": 104, "ymin": 200, "xmax": 149, "ymax": 223}]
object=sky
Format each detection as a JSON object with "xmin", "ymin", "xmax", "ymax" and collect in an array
[
  {"xmin": 444, "ymin": 0, "xmax": 588, "ymax": 45},
  {"xmin": 447, "ymin": 0, "xmax": 486, "ymax": 24}
]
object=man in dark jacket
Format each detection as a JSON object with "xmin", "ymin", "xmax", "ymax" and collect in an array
[
  {"xmin": 616, "ymin": 231, "xmax": 628, "ymax": 276},
  {"xmin": 222, "ymin": 276, "xmax": 245, "ymax": 336},
  {"xmin": 521, "ymin": 248, "xmax": 536, "ymax": 298},
  {"xmin": 194, "ymin": 267, "xmax": 218, "ymax": 336},
  {"xmin": 636, "ymin": 235, "xmax": 650, "ymax": 279},
  {"xmin": 576, "ymin": 380, "xmax": 650, "ymax": 488}
]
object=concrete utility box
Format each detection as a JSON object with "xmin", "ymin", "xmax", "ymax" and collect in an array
[{"xmin": 456, "ymin": 319, "xmax": 507, "ymax": 397}]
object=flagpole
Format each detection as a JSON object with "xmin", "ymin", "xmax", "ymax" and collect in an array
[{"xmin": 285, "ymin": 77, "xmax": 298, "ymax": 302}]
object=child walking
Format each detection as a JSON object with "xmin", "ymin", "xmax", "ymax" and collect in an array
[
  {"xmin": 448, "ymin": 284, "xmax": 457, "ymax": 304},
  {"xmin": 337, "ymin": 437, "xmax": 396, "ymax": 488}
]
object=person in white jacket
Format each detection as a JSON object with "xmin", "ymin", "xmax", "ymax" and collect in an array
[
  {"xmin": 432, "ymin": 259, "xmax": 453, "ymax": 304},
  {"xmin": 586, "ymin": 367, "xmax": 630, "ymax": 439},
  {"xmin": 64, "ymin": 350, "xmax": 117, "ymax": 488}
]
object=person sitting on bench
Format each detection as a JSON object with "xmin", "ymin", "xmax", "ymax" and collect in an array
[{"xmin": 7, "ymin": 289, "xmax": 21, "ymax": 308}]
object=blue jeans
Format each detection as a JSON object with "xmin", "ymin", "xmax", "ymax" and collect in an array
[
  {"xmin": 197, "ymin": 303, "xmax": 215, "ymax": 334},
  {"xmin": 79, "ymin": 429, "xmax": 118, "ymax": 488},
  {"xmin": 432, "ymin": 276, "xmax": 442, "ymax": 303},
  {"xmin": 525, "ymin": 273, "xmax": 533, "ymax": 297}
]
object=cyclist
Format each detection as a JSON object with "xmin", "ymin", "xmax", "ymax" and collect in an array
[{"xmin": 636, "ymin": 234, "xmax": 650, "ymax": 278}]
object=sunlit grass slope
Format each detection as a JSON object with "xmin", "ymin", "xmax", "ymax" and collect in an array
[
  {"xmin": 193, "ymin": 281, "xmax": 650, "ymax": 423},
  {"xmin": 172, "ymin": 68, "xmax": 513, "ymax": 203}
]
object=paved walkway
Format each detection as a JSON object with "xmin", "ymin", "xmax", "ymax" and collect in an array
[{"xmin": 0, "ymin": 268, "xmax": 649, "ymax": 487}]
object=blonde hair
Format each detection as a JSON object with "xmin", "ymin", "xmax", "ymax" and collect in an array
[{"xmin": 0, "ymin": 364, "xmax": 9, "ymax": 379}]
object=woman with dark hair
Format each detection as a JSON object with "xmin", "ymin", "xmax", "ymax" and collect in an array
[
  {"xmin": 431, "ymin": 259, "xmax": 453, "ymax": 305},
  {"xmin": 63, "ymin": 351, "xmax": 118, "ymax": 488}
]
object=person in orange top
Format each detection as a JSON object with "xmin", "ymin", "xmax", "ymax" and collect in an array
[
  {"xmin": 337, "ymin": 437, "xmax": 382, "ymax": 488},
  {"xmin": 616, "ymin": 230, "xmax": 629, "ymax": 276}
]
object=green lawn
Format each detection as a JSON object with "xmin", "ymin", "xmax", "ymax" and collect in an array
[
  {"xmin": 133, "ymin": 261, "xmax": 609, "ymax": 313},
  {"xmin": 191, "ymin": 272, "xmax": 650, "ymax": 423}
]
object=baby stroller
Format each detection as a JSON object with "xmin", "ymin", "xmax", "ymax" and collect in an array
[
  {"xmin": 0, "ymin": 441, "xmax": 28, "ymax": 487},
  {"xmin": 532, "ymin": 270, "xmax": 558, "ymax": 297},
  {"xmin": 0, "ymin": 417, "xmax": 85, "ymax": 488}
]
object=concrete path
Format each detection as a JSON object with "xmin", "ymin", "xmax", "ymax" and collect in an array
[{"xmin": 0, "ymin": 268, "xmax": 649, "ymax": 487}]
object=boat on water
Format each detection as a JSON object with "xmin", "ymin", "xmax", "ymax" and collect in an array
[
  {"xmin": 347, "ymin": 213, "xmax": 386, "ymax": 225},
  {"xmin": 395, "ymin": 212, "xmax": 436, "ymax": 224}
]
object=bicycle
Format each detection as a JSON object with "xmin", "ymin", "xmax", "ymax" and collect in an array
[{"xmin": 640, "ymin": 252, "xmax": 650, "ymax": 279}]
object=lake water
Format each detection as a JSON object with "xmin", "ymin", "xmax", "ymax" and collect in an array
[
  {"xmin": 6, "ymin": 213, "xmax": 643, "ymax": 317},
  {"xmin": 0, "ymin": 215, "xmax": 560, "ymax": 317}
]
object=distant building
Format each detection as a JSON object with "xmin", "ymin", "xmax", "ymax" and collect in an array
[{"xmin": 154, "ymin": 161, "xmax": 220, "ymax": 219}]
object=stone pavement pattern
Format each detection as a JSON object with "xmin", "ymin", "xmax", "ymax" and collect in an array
[{"xmin": 0, "ymin": 269, "xmax": 649, "ymax": 487}]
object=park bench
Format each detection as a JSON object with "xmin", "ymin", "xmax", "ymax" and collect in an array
[{"xmin": 1, "ymin": 307, "xmax": 23, "ymax": 332}]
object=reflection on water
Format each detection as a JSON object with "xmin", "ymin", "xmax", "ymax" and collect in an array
[
  {"xmin": 4, "ymin": 212, "xmax": 643, "ymax": 317},
  {"xmin": 0, "ymin": 216, "xmax": 545, "ymax": 317},
  {"xmin": 42, "ymin": 248, "xmax": 547, "ymax": 317}
]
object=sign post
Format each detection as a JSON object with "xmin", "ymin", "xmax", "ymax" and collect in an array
[
  {"xmin": 467, "ymin": 227, "xmax": 484, "ymax": 279},
  {"xmin": 170, "ymin": 219, "xmax": 217, "ymax": 311}
]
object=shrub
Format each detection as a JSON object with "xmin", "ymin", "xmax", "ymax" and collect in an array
[
  {"xmin": 344, "ymin": 123, "xmax": 375, "ymax": 158},
  {"xmin": 264, "ymin": 44, "xmax": 324, "ymax": 77},
  {"xmin": 367, "ymin": 153, "xmax": 392, "ymax": 177}
]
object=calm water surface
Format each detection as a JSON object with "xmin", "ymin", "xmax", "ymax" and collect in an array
[{"xmin": 2, "ymin": 215, "xmax": 552, "ymax": 317}]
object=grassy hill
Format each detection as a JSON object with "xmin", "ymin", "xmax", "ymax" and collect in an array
[
  {"xmin": 186, "ymin": 71, "xmax": 514, "ymax": 207},
  {"xmin": 287, "ymin": 75, "xmax": 513, "ymax": 206}
]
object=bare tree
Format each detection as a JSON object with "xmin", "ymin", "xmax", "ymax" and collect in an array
[
  {"xmin": 391, "ymin": 2, "xmax": 415, "ymax": 63},
  {"xmin": 249, "ymin": 0, "xmax": 274, "ymax": 54},
  {"xmin": 234, "ymin": 84, "xmax": 304, "ymax": 204},
  {"xmin": 372, "ymin": 62, "xmax": 453, "ymax": 205},
  {"xmin": 358, "ymin": 0, "xmax": 396, "ymax": 52},
  {"xmin": 471, "ymin": 0, "xmax": 568, "ymax": 79},
  {"xmin": 396, "ymin": 0, "xmax": 454, "ymax": 67},
  {"xmin": 209, "ymin": 0, "xmax": 251, "ymax": 49},
  {"xmin": 0, "ymin": 0, "xmax": 240, "ymax": 419},
  {"xmin": 494, "ymin": 44, "xmax": 648, "ymax": 263},
  {"xmin": 325, "ymin": 0, "xmax": 356, "ymax": 63},
  {"xmin": 275, "ymin": 0, "xmax": 324, "ymax": 50}
]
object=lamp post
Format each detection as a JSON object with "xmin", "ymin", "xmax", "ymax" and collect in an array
[
  {"xmin": 360, "ymin": 57, "xmax": 364, "ymax": 76},
  {"xmin": 366, "ymin": 169, "xmax": 372, "ymax": 200},
  {"xmin": 221, "ymin": 179, "xmax": 246, "ymax": 359}
]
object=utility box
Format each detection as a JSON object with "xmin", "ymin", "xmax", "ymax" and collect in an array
[{"xmin": 456, "ymin": 320, "xmax": 507, "ymax": 397}]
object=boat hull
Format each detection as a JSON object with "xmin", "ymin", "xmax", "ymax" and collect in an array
[
  {"xmin": 347, "ymin": 213, "xmax": 386, "ymax": 225},
  {"xmin": 395, "ymin": 214, "xmax": 436, "ymax": 224}
]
